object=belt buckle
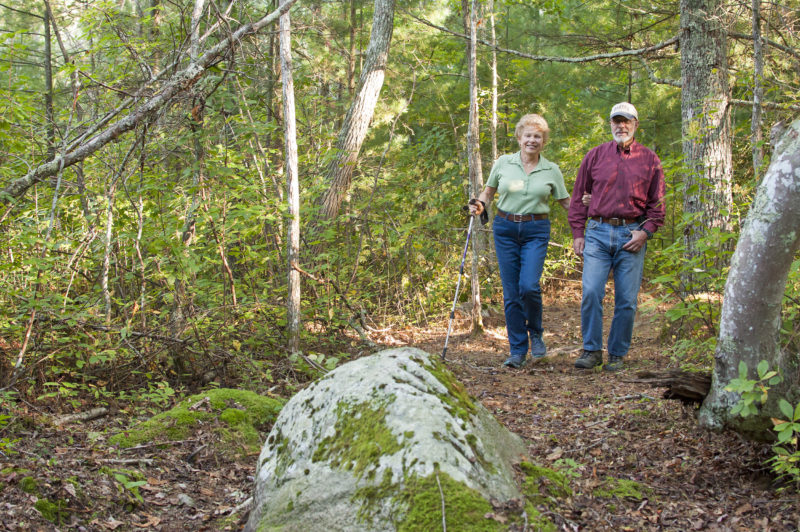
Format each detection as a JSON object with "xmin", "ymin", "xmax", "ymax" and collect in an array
[
  {"xmin": 609, "ymin": 217, "xmax": 623, "ymax": 226},
  {"xmin": 511, "ymin": 213, "xmax": 523, "ymax": 222}
]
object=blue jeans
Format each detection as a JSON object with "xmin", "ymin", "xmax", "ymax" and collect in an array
[
  {"xmin": 581, "ymin": 219, "xmax": 646, "ymax": 358},
  {"xmin": 493, "ymin": 216, "xmax": 550, "ymax": 355}
]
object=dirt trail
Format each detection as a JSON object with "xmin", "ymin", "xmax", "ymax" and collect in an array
[
  {"xmin": 2, "ymin": 286, "xmax": 798, "ymax": 530},
  {"xmin": 412, "ymin": 285, "xmax": 799, "ymax": 531}
]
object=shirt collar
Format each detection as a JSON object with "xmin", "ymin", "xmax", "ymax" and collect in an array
[
  {"xmin": 511, "ymin": 151, "xmax": 554, "ymax": 171},
  {"xmin": 616, "ymin": 139, "xmax": 637, "ymax": 154}
]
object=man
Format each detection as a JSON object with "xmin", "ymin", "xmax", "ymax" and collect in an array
[{"xmin": 568, "ymin": 102, "xmax": 665, "ymax": 371}]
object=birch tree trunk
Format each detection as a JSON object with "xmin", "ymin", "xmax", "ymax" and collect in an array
[
  {"xmin": 318, "ymin": 0, "xmax": 395, "ymax": 221},
  {"xmin": 465, "ymin": 0, "xmax": 484, "ymax": 333},
  {"xmin": 698, "ymin": 120, "xmax": 800, "ymax": 440},
  {"xmin": 280, "ymin": 3, "xmax": 301, "ymax": 355},
  {"xmin": 751, "ymin": 0, "xmax": 765, "ymax": 178},
  {"xmin": 680, "ymin": 0, "xmax": 733, "ymax": 269},
  {"xmin": 488, "ymin": 0, "xmax": 498, "ymax": 163}
]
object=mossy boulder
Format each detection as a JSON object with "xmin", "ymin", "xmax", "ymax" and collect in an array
[
  {"xmin": 246, "ymin": 347, "xmax": 528, "ymax": 532},
  {"xmin": 110, "ymin": 388, "xmax": 284, "ymax": 458}
]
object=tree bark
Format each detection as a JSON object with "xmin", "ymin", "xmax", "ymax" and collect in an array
[
  {"xmin": 488, "ymin": 0, "xmax": 498, "ymax": 163},
  {"xmin": 280, "ymin": 3, "xmax": 301, "ymax": 355},
  {"xmin": 318, "ymin": 0, "xmax": 395, "ymax": 221},
  {"xmin": 698, "ymin": 119, "xmax": 800, "ymax": 439},
  {"xmin": 751, "ymin": 0, "xmax": 765, "ymax": 178},
  {"xmin": 464, "ymin": 0, "xmax": 484, "ymax": 334},
  {"xmin": 680, "ymin": 0, "xmax": 733, "ymax": 270}
]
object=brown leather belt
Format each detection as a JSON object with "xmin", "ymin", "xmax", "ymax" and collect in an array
[
  {"xmin": 591, "ymin": 216, "xmax": 638, "ymax": 226},
  {"xmin": 497, "ymin": 209, "xmax": 548, "ymax": 222}
]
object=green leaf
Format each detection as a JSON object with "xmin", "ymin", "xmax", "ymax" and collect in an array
[
  {"xmin": 776, "ymin": 428, "xmax": 793, "ymax": 444},
  {"xmin": 738, "ymin": 361, "xmax": 748, "ymax": 379},
  {"xmin": 756, "ymin": 360, "xmax": 769, "ymax": 378},
  {"xmin": 779, "ymin": 399, "xmax": 793, "ymax": 420}
]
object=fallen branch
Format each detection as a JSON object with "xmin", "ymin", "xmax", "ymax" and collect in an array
[
  {"xmin": 229, "ymin": 496, "xmax": 253, "ymax": 516},
  {"xmin": 53, "ymin": 407, "xmax": 109, "ymax": 426},
  {"xmin": 627, "ymin": 369, "xmax": 711, "ymax": 404}
]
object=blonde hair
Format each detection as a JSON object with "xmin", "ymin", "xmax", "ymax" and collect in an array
[{"xmin": 514, "ymin": 113, "xmax": 550, "ymax": 144}]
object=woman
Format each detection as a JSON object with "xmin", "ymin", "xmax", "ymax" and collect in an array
[{"xmin": 469, "ymin": 114, "xmax": 570, "ymax": 368}]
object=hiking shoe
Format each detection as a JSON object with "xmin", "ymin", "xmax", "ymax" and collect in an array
[
  {"xmin": 530, "ymin": 335, "xmax": 547, "ymax": 359},
  {"xmin": 574, "ymin": 350, "xmax": 603, "ymax": 369},
  {"xmin": 503, "ymin": 353, "xmax": 527, "ymax": 369},
  {"xmin": 603, "ymin": 355, "xmax": 624, "ymax": 372}
]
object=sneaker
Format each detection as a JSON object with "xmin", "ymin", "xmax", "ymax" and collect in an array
[
  {"xmin": 530, "ymin": 335, "xmax": 547, "ymax": 359},
  {"xmin": 503, "ymin": 353, "xmax": 527, "ymax": 369},
  {"xmin": 574, "ymin": 350, "xmax": 603, "ymax": 369},
  {"xmin": 603, "ymin": 355, "xmax": 624, "ymax": 372}
]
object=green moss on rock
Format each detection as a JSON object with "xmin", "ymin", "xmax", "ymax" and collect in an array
[
  {"xmin": 519, "ymin": 461, "xmax": 573, "ymax": 505},
  {"xmin": 421, "ymin": 356, "xmax": 476, "ymax": 422},
  {"xmin": 34, "ymin": 498, "xmax": 69, "ymax": 524},
  {"xmin": 593, "ymin": 476, "xmax": 651, "ymax": 500},
  {"xmin": 312, "ymin": 396, "xmax": 402, "ymax": 478},
  {"xmin": 19, "ymin": 476, "xmax": 38, "ymax": 495},
  {"xmin": 396, "ymin": 472, "xmax": 501, "ymax": 532},
  {"xmin": 523, "ymin": 501, "xmax": 558, "ymax": 532},
  {"xmin": 109, "ymin": 388, "xmax": 284, "ymax": 457}
]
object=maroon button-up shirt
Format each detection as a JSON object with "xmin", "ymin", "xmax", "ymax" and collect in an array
[{"xmin": 568, "ymin": 139, "xmax": 665, "ymax": 239}]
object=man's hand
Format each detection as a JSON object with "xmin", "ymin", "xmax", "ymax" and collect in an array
[
  {"xmin": 622, "ymin": 230, "xmax": 648, "ymax": 253},
  {"xmin": 573, "ymin": 237, "xmax": 585, "ymax": 257}
]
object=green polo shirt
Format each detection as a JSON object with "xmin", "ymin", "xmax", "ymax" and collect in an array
[{"xmin": 487, "ymin": 152, "xmax": 569, "ymax": 214}]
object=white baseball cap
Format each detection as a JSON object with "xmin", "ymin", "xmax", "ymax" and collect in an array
[{"xmin": 610, "ymin": 102, "xmax": 638, "ymax": 120}]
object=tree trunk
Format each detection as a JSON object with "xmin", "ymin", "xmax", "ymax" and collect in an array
[
  {"xmin": 43, "ymin": 3, "xmax": 55, "ymax": 161},
  {"xmin": 465, "ymin": 0, "xmax": 484, "ymax": 334},
  {"xmin": 280, "ymin": 3, "xmax": 301, "ymax": 355},
  {"xmin": 698, "ymin": 119, "xmax": 800, "ymax": 440},
  {"xmin": 751, "ymin": 0, "xmax": 765, "ymax": 178},
  {"xmin": 488, "ymin": 0, "xmax": 498, "ymax": 163},
  {"xmin": 318, "ymin": 0, "xmax": 395, "ymax": 221},
  {"xmin": 679, "ymin": 0, "xmax": 733, "ymax": 273}
]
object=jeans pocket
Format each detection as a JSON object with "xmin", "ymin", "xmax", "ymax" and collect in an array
[{"xmin": 586, "ymin": 219, "xmax": 599, "ymax": 231}]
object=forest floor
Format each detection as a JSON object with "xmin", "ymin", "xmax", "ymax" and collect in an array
[{"xmin": 2, "ymin": 282, "xmax": 799, "ymax": 531}]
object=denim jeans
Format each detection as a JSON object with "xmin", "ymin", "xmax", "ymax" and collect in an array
[
  {"xmin": 581, "ymin": 219, "xmax": 646, "ymax": 357},
  {"xmin": 493, "ymin": 216, "xmax": 550, "ymax": 355}
]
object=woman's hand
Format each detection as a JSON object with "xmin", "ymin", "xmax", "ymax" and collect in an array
[
  {"xmin": 468, "ymin": 199, "xmax": 484, "ymax": 216},
  {"xmin": 582, "ymin": 193, "xmax": 591, "ymax": 206}
]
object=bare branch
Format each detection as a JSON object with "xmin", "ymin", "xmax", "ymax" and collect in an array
[
  {"xmin": 731, "ymin": 99, "xmax": 800, "ymax": 112},
  {"xmin": 729, "ymin": 32, "xmax": 800, "ymax": 61},
  {"xmin": 638, "ymin": 57, "xmax": 681, "ymax": 87},
  {"xmin": 1, "ymin": 0, "xmax": 298, "ymax": 206},
  {"xmin": 407, "ymin": 12, "xmax": 680, "ymax": 63}
]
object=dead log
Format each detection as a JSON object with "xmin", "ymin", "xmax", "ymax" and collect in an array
[{"xmin": 628, "ymin": 369, "xmax": 712, "ymax": 405}]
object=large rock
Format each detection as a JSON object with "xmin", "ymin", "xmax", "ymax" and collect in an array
[{"xmin": 246, "ymin": 347, "xmax": 528, "ymax": 531}]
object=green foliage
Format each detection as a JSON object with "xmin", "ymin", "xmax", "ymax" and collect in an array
[
  {"xmin": 725, "ymin": 361, "xmax": 783, "ymax": 418},
  {"xmin": 726, "ymin": 361, "xmax": 800, "ymax": 488},
  {"xmin": 101, "ymin": 467, "xmax": 147, "ymax": 504},
  {"xmin": 0, "ymin": 413, "xmax": 18, "ymax": 457}
]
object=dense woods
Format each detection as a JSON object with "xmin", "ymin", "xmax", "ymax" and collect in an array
[{"xmin": 1, "ymin": 0, "xmax": 800, "ymax": 525}]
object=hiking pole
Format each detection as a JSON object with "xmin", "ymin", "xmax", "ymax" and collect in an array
[{"xmin": 442, "ymin": 213, "xmax": 475, "ymax": 361}]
